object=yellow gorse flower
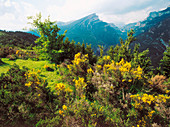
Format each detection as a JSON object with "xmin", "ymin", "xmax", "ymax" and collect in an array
[
  {"xmin": 72, "ymin": 52, "xmax": 88, "ymax": 65},
  {"xmin": 44, "ymin": 64, "xmax": 49, "ymax": 69},
  {"xmin": 74, "ymin": 77, "xmax": 87, "ymax": 89},
  {"xmin": 25, "ymin": 82, "xmax": 32, "ymax": 87},
  {"xmin": 131, "ymin": 93, "xmax": 170, "ymax": 107},
  {"xmin": 103, "ymin": 55, "xmax": 110, "ymax": 61},
  {"xmin": 62, "ymin": 105, "xmax": 67, "ymax": 110},
  {"xmin": 55, "ymin": 83, "xmax": 65, "ymax": 91},
  {"xmin": 96, "ymin": 65, "xmax": 102, "ymax": 69},
  {"xmin": 87, "ymin": 67, "xmax": 94, "ymax": 74},
  {"xmin": 16, "ymin": 50, "xmax": 19, "ymax": 54},
  {"xmin": 59, "ymin": 110, "xmax": 63, "ymax": 115}
]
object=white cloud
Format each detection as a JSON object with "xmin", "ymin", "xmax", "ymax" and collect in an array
[
  {"xmin": 46, "ymin": 0, "xmax": 98, "ymax": 21},
  {"xmin": 0, "ymin": 0, "xmax": 39, "ymax": 30},
  {"xmin": 4, "ymin": 0, "xmax": 11, "ymax": 7},
  {"xmin": 98, "ymin": 6, "xmax": 153, "ymax": 25}
]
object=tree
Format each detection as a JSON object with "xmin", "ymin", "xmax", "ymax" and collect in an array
[
  {"xmin": 28, "ymin": 13, "xmax": 66, "ymax": 63},
  {"xmin": 160, "ymin": 44, "xmax": 170, "ymax": 77},
  {"xmin": 132, "ymin": 44, "xmax": 152, "ymax": 76},
  {"xmin": 107, "ymin": 29, "xmax": 135, "ymax": 62},
  {"xmin": 107, "ymin": 29, "xmax": 153, "ymax": 76}
]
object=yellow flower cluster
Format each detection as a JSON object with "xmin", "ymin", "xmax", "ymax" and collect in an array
[
  {"xmin": 59, "ymin": 110, "xmax": 63, "ymax": 115},
  {"xmin": 132, "ymin": 125, "xmax": 140, "ymax": 127},
  {"xmin": 148, "ymin": 110, "xmax": 155, "ymax": 119},
  {"xmin": 72, "ymin": 53, "xmax": 88, "ymax": 65},
  {"xmin": 74, "ymin": 77, "xmax": 87, "ymax": 89},
  {"xmin": 65, "ymin": 87, "xmax": 73, "ymax": 93},
  {"xmin": 96, "ymin": 65, "xmax": 102, "ymax": 70},
  {"xmin": 116, "ymin": 58, "xmax": 124, "ymax": 66},
  {"xmin": 135, "ymin": 110, "xmax": 155, "ymax": 126},
  {"xmin": 119, "ymin": 61, "xmax": 131, "ymax": 73},
  {"xmin": 130, "ymin": 93, "xmax": 170, "ymax": 107},
  {"xmin": 103, "ymin": 55, "xmax": 110, "ymax": 61},
  {"xmin": 62, "ymin": 105, "xmax": 67, "ymax": 110},
  {"xmin": 55, "ymin": 83, "xmax": 72, "ymax": 95},
  {"xmin": 132, "ymin": 66, "xmax": 143, "ymax": 79},
  {"xmin": 67, "ymin": 64, "xmax": 71, "ymax": 71},
  {"xmin": 25, "ymin": 82, "xmax": 32, "ymax": 87},
  {"xmin": 87, "ymin": 67, "xmax": 94, "ymax": 74},
  {"xmin": 58, "ymin": 105, "xmax": 67, "ymax": 116},
  {"xmin": 55, "ymin": 83, "xmax": 65, "ymax": 91},
  {"xmin": 98, "ymin": 58, "xmax": 143, "ymax": 81},
  {"xmin": 24, "ymin": 70, "xmax": 42, "ymax": 87}
]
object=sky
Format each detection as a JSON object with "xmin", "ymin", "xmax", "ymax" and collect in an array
[{"xmin": 0, "ymin": 0, "xmax": 169, "ymax": 30}]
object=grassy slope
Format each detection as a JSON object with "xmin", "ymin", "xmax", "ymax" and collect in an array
[{"xmin": 0, "ymin": 58, "xmax": 61, "ymax": 85}]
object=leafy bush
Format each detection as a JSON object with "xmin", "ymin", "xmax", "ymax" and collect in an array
[{"xmin": 0, "ymin": 64, "xmax": 58, "ymax": 126}]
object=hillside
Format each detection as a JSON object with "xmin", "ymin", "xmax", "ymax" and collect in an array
[
  {"xmin": 128, "ymin": 7, "xmax": 170, "ymax": 66},
  {"xmin": 0, "ymin": 30, "xmax": 38, "ymax": 49}
]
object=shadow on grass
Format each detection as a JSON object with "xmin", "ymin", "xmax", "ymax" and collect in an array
[
  {"xmin": 0, "ymin": 59, "xmax": 12, "ymax": 66},
  {"xmin": 0, "ymin": 59, "xmax": 5, "ymax": 66}
]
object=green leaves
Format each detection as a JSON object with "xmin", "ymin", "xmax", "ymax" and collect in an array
[
  {"xmin": 28, "ymin": 13, "xmax": 65, "ymax": 63},
  {"xmin": 160, "ymin": 44, "xmax": 170, "ymax": 77}
]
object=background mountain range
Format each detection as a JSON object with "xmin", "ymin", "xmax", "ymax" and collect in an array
[
  {"xmin": 0, "ymin": 6, "xmax": 169, "ymax": 67},
  {"xmin": 57, "ymin": 6, "xmax": 170, "ymax": 66}
]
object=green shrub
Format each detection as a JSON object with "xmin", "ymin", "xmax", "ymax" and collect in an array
[{"xmin": 0, "ymin": 64, "xmax": 59, "ymax": 126}]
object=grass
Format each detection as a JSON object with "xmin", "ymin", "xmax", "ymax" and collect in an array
[
  {"xmin": 0, "ymin": 31, "xmax": 7, "ymax": 36},
  {"xmin": 0, "ymin": 58, "xmax": 61, "ymax": 85}
]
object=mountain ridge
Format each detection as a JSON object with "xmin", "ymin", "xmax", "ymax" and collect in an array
[{"xmin": 57, "ymin": 13, "xmax": 122, "ymax": 50}]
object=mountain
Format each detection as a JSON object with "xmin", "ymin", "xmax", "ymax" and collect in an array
[
  {"xmin": 127, "ymin": 7, "xmax": 170, "ymax": 67},
  {"xmin": 0, "ymin": 30, "xmax": 38, "ymax": 49},
  {"xmin": 57, "ymin": 13, "xmax": 122, "ymax": 50},
  {"xmin": 121, "ymin": 7, "xmax": 170, "ymax": 36}
]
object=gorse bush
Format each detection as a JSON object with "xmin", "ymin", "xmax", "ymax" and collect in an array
[{"xmin": 0, "ymin": 64, "xmax": 60, "ymax": 126}]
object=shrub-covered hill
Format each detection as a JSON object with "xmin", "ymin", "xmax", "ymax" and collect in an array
[
  {"xmin": 0, "ymin": 14, "xmax": 169, "ymax": 127},
  {"xmin": 0, "ymin": 30, "xmax": 38, "ymax": 49}
]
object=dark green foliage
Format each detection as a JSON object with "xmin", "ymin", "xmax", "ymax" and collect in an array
[
  {"xmin": 0, "ymin": 64, "xmax": 57, "ymax": 126},
  {"xmin": 0, "ymin": 45, "xmax": 17, "ymax": 58},
  {"xmin": 28, "ymin": 13, "xmax": 66, "ymax": 63},
  {"xmin": 107, "ymin": 30, "xmax": 135, "ymax": 63},
  {"xmin": 0, "ymin": 31, "xmax": 37, "ymax": 49},
  {"xmin": 0, "ymin": 45, "xmax": 38, "ymax": 61},
  {"xmin": 160, "ymin": 44, "xmax": 170, "ymax": 77},
  {"xmin": 132, "ymin": 44, "xmax": 153, "ymax": 76},
  {"xmin": 57, "ymin": 38, "xmax": 97, "ymax": 65}
]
